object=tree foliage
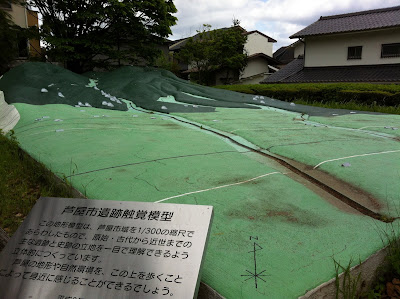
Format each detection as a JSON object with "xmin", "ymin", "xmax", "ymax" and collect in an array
[
  {"xmin": 27, "ymin": 0, "xmax": 177, "ymax": 73},
  {"xmin": 178, "ymin": 23, "xmax": 247, "ymax": 85},
  {"xmin": 154, "ymin": 52, "xmax": 180, "ymax": 76},
  {"xmin": 0, "ymin": 0, "xmax": 23, "ymax": 74}
]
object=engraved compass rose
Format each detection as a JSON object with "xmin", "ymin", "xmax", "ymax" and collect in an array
[{"xmin": 241, "ymin": 237, "xmax": 269, "ymax": 289}]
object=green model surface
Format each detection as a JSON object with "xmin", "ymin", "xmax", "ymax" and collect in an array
[
  {"xmin": 175, "ymin": 108, "xmax": 400, "ymax": 216},
  {"xmin": 2, "ymin": 63, "xmax": 400, "ymax": 298},
  {"xmin": 9, "ymin": 103, "xmax": 388, "ymax": 298}
]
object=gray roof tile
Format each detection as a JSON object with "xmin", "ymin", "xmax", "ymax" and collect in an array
[
  {"xmin": 261, "ymin": 58, "xmax": 304, "ymax": 83},
  {"xmin": 291, "ymin": 6, "xmax": 400, "ymax": 38},
  {"xmin": 271, "ymin": 64, "xmax": 400, "ymax": 83}
]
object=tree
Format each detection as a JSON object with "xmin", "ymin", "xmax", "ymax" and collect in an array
[
  {"xmin": 154, "ymin": 52, "xmax": 180, "ymax": 76},
  {"xmin": 214, "ymin": 24, "xmax": 248, "ymax": 84},
  {"xmin": 0, "ymin": 0, "xmax": 24, "ymax": 74},
  {"xmin": 178, "ymin": 24, "xmax": 217, "ymax": 85},
  {"xmin": 177, "ymin": 23, "xmax": 247, "ymax": 85},
  {"xmin": 27, "ymin": 0, "xmax": 177, "ymax": 73}
]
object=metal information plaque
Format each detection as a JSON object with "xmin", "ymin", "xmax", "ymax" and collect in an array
[{"xmin": 0, "ymin": 197, "xmax": 213, "ymax": 299}]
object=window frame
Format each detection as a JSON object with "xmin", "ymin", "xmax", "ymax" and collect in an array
[
  {"xmin": 347, "ymin": 46, "xmax": 363, "ymax": 60},
  {"xmin": 381, "ymin": 43, "xmax": 400, "ymax": 58}
]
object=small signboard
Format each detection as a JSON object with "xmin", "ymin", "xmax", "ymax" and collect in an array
[{"xmin": 0, "ymin": 197, "xmax": 213, "ymax": 299}]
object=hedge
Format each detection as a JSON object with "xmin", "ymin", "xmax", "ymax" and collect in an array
[{"xmin": 215, "ymin": 83, "xmax": 400, "ymax": 106}]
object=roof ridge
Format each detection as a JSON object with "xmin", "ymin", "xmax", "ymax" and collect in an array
[
  {"xmin": 320, "ymin": 5, "xmax": 400, "ymax": 20},
  {"xmin": 244, "ymin": 30, "xmax": 277, "ymax": 42}
]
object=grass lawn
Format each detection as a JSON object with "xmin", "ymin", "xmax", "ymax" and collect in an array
[{"xmin": 0, "ymin": 130, "xmax": 73, "ymax": 237}]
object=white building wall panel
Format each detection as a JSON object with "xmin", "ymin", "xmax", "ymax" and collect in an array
[
  {"xmin": 240, "ymin": 58, "xmax": 269, "ymax": 79},
  {"xmin": 244, "ymin": 33, "xmax": 273, "ymax": 56},
  {"xmin": 305, "ymin": 28, "xmax": 400, "ymax": 67}
]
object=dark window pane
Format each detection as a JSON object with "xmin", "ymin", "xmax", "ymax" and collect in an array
[
  {"xmin": 381, "ymin": 43, "xmax": 400, "ymax": 58},
  {"xmin": 18, "ymin": 38, "xmax": 28, "ymax": 57},
  {"xmin": 348, "ymin": 46, "xmax": 362, "ymax": 60}
]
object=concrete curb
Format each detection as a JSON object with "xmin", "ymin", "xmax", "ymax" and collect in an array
[
  {"xmin": 300, "ymin": 246, "xmax": 388, "ymax": 298},
  {"xmin": 198, "ymin": 282, "xmax": 225, "ymax": 299}
]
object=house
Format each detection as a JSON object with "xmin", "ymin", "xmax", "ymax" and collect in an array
[
  {"xmin": 262, "ymin": 5, "xmax": 400, "ymax": 84},
  {"xmin": 169, "ymin": 27, "xmax": 280, "ymax": 85},
  {"xmin": 273, "ymin": 46, "xmax": 295, "ymax": 66},
  {"xmin": 236, "ymin": 30, "xmax": 281, "ymax": 84},
  {"xmin": 273, "ymin": 40, "xmax": 304, "ymax": 67},
  {"xmin": 0, "ymin": 2, "xmax": 41, "ymax": 58}
]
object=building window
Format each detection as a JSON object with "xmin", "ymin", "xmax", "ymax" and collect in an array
[
  {"xmin": 347, "ymin": 46, "xmax": 362, "ymax": 60},
  {"xmin": 17, "ymin": 37, "xmax": 28, "ymax": 58},
  {"xmin": 381, "ymin": 43, "xmax": 400, "ymax": 58}
]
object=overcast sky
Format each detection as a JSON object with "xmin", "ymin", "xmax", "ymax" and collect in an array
[{"xmin": 169, "ymin": 0, "xmax": 400, "ymax": 52}]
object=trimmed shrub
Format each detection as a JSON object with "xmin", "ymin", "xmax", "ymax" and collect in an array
[
  {"xmin": 337, "ymin": 90, "xmax": 393, "ymax": 105},
  {"xmin": 217, "ymin": 84, "xmax": 256, "ymax": 94},
  {"xmin": 388, "ymin": 92, "xmax": 400, "ymax": 106},
  {"xmin": 215, "ymin": 83, "xmax": 400, "ymax": 106}
]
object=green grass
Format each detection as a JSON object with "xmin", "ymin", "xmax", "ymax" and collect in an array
[
  {"xmin": 0, "ymin": 130, "xmax": 74, "ymax": 236},
  {"xmin": 294, "ymin": 100, "xmax": 400, "ymax": 114},
  {"xmin": 334, "ymin": 258, "xmax": 362, "ymax": 299},
  {"xmin": 215, "ymin": 83, "xmax": 400, "ymax": 114},
  {"xmin": 362, "ymin": 220, "xmax": 400, "ymax": 298}
]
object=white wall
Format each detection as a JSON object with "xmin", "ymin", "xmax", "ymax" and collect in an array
[
  {"xmin": 244, "ymin": 32, "xmax": 273, "ymax": 56},
  {"xmin": 8, "ymin": 3, "xmax": 27, "ymax": 28},
  {"xmin": 240, "ymin": 57, "xmax": 269, "ymax": 79},
  {"xmin": 294, "ymin": 42, "xmax": 304, "ymax": 58},
  {"xmin": 305, "ymin": 28, "xmax": 400, "ymax": 67}
]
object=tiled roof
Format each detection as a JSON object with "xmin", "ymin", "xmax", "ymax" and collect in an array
[
  {"xmin": 273, "ymin": 47, "xmax": 287, "ymax": 59},
  {"xmin": 169, "ymin": 38, "xmax": 189, "ymax": 51},
  {"xmin": 261, "ymin": 58, "xmax": 304, "ymax": 83},
  {"xmin": 248, "ymin": 53, "xmax": 281, "ymax": 65},
  {"xmin": 264, "ymin": 63, "xmax": 400, "ymax": 83},
  {"xmin": 245, "ymin": 30, "xmax": 277, "ymax": 42},
  {"xmin": 273, "ymin": 46, "xmax": 295, "ymax": 65},
  {"xmin": 291, "ymin": 5, "xmax": 400, "ymax": 38}
]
